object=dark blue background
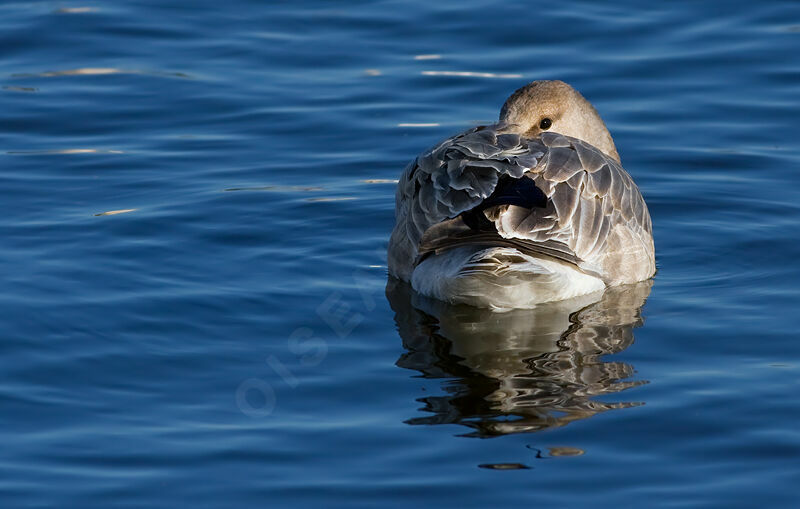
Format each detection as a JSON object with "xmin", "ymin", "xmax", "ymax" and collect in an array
[{"xmin": 1, "ymin": 1, "xmax": 799, "ymax": 507}]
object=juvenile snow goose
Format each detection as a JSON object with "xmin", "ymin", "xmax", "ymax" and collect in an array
[{"xmin": 388, "ymin": 80, "xmax": 655, "ymax": 310}]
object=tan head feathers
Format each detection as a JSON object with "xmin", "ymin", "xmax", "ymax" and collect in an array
[{"xmin": 500, "ymin": 80, "xmax": 620, "ymax": 162}]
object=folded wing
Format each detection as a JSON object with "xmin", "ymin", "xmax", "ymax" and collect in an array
[{"xmin": 388, "ymin": 126, "xmax": 655, "ymax": 284}]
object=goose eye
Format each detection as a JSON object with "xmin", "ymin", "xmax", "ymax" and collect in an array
[{"xmin": 539, "ymin": 118, "xmax": 552, "ymax": 130}]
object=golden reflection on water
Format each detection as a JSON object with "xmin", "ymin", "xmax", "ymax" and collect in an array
[
  {"xmin": 224, "ymin": 185, "xmax": 324, "ymax": 192},
  {"xmin": 33, "ymin": 67, "xmax": 123, "ymax": 76},
  {"xmin": 361, "ymin": 179, "xmax": 399, "ymax": 184},
  {"xmin": 7, "ymin": 148, "xmax": 124, "ymax": 155},
  {"xmin": 11, "ymin": 68, "xmax": 191, "ymax": 79},
  {"xmin": 55, "ymin": 7, "xmax": 96, "ymax": 14},
  {"xmin": 421, "ymin": 70, "xmax": 522, "ymax": 79},
  {"xmin": 2, "ymin": 86, "xmax": 38, "ymax": 93},
  {"xmin": 94, "ymin": 209, "xmax": 137, "ymax": 217},
  {"xmin": 304, "ymin": 197, "xmax": 355, "ymax": 202},
  {"xmin": 387, "ymin": 279, "xmax": 653, "ymax": 438}
]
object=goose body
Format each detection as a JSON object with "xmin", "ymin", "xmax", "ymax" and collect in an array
[{"xmin": 388, "ymin": 81, "xmax": 655, "ymax": 310}]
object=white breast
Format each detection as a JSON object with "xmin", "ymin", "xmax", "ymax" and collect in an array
[{"xmin": 411, "ymin": 246, "xmax": 605, "ymax": 311}]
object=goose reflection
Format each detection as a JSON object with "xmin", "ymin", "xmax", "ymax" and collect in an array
[{"xmin": 387, "ymin": 279, "xmax": 652, "ymax": 437}]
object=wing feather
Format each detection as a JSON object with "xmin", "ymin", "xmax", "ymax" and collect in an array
[{"xmin": 388, "ymin": 124, "xmax": 654, "ymax": 284}]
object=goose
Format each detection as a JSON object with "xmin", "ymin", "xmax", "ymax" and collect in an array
[{"xmin": 388, "ymin": 80, "xmax": 655, "ymax": 310}]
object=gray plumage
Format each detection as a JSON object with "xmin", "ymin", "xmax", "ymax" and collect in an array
[
  {"xmin": 388, "ymin": 80, "xmax": 656, "ymax": 307},
  {"xmin": 388, "ymin": 125, "xmax": 655, "ymax": 285}
]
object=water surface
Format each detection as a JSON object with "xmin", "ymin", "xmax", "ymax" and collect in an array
[{"xmin": 1, "ymin": 1, "xmax": 800, "ymax": 507}]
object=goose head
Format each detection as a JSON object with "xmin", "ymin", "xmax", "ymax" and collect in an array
[{"xmin": 499, "ymin": 80, "xmax": 620, "ymax": 163}]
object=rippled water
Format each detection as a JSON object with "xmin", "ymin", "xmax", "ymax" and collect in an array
[{"xmin": 2, "ymin": 1, "xmax": 799, "ymax": 507}]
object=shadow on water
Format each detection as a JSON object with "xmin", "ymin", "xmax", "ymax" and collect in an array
[{"xmin": 387, "ymin": 278, "xmax": 653, "ymax": 438}]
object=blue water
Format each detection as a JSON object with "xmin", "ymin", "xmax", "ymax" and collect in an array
[{"xmin": 2, "ymin": 1, "xmax": 799, "ymax": 507}]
